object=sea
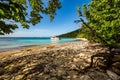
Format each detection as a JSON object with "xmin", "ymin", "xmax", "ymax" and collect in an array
[{"xmin": 0, "ymin": 37, "xmax": 77, "ymax": 51}]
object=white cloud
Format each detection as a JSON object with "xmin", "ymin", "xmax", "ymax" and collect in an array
[{"xmin": 1, "ymin": 29, "xmax": 52, "ymax": 37}]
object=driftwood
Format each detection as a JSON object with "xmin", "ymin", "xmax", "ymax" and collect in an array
[{"xmin": 89, "ymin": 48, "xmax": 120, "ymax": 70}]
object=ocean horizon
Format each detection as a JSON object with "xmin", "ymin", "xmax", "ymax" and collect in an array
[{"xmin": 0, "ymin": 37, "xmax": 76, "ymax": 51}]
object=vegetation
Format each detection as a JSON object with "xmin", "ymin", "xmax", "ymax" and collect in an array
[
  {"xmin": 0, "ymin": 0, "xmax": 61, "ymax": 35},
  {"xmin": 58, "ymin": 28, "xmax": 84, "ymax": 38},
  {"xmin": 75, "ymin": 0, "xmax": 120, "ymax": 70},
  {"xmin": 58, "ymin": 25, "xmax": 93, "ymax": 39},
  {"xmin": 76, "ymin": 0, "xmax": 120, "ymax": 48}
]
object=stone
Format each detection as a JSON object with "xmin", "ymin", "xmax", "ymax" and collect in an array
[
  {"xmin": 89, "ymin": 71, "xmax": 110, "ymax": 80},
  {"xmin": 80, "ymin": 75, "xmax": 93, "ymax": 80},
  {"xmin": 49, "ymin": 77, "xmax": 58, "ymax": 80},
  {"xmin": 77, "ymin": 53, "xmax": 85, "ymax": 57},
  {"xmin": 57, "ymin": 68, "xmax": 67, "ymax": 76},
  {"xmin": 112, "ymin": 55, "xmax": 120, "ymax": 62},
  {"xmin": 71, "ymin": 64, "xmax": 78, "ymax": 70},
  {"xmin": 73, "ymin": 58, "xmax": 79, "ymax": 62},
  {"xmin": 112, "ymin": 62, "xmax": 120, "ymax": 68},
  {"xmin": 106, "ymin": 70, "xmax": 120, "ymax": 80},
  {"xmin": 15, "ymin": 75, "xmax": 24, "ymax": 80},
  {"xmin": 30, "ymin": 76, "xmax": 44, "ymax": 80},
  {"xmin": 0, "ymin": 78, "xmax": 4, "ymax": 80},
  {"xmin": 112, "ymin": 62, "xmax": 120, "ymax": 75},
  {"xmin": 0, "ymin": 68, "xmax": 4, "ymax": 75},
  {"xmin": 46, "ymin": 45, "xmax": 55, "ymax": 49},
  {"xmin": 111, "ymin": 48, "xmax": 120, "ymax": 53},
  {"xmin": 111, "ymin": 66, "xmax": 120, "ymax": 75}
]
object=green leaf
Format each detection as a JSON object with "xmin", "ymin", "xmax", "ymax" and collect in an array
[
  {"xmin": 78, "ymin": 0, "xmax": 120, "ymax": 48},
  {"xmin": 0, "ymin": 9, "xmax": 4, "ymax": 15},
  {"xmin": 77, "ymin": 7, "xmax": 82, "ymax": 16}
]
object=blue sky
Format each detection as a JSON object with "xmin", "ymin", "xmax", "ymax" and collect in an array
[{"xmin": 2, "ymin": 0, "xmax": 91, "ymax": 37}]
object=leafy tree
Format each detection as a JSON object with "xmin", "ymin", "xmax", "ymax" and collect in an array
[
  {"xmin": 0, "ymin": 0, "xmax": 61, "ymax": 35},
  {"xmin": 76, "ymin": 0, "xmax": 120, "ymax": 49}
]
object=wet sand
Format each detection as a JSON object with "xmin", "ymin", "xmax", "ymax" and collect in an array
[{"xmin": 0, "ymin": 41, "xmax": 81, "ymax": 58}]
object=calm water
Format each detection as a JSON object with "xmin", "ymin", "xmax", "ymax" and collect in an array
[{"xmin": 0, "ymin": 37, "xmax": 76, "ymax": 49}]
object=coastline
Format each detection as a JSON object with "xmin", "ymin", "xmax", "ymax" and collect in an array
[
  {"xmin": 0, "ymin": 40, "xmax": 80, "ymax": 58},
  {"xmin": 0, "ymin": 38, "xmax": 82, "ymax": 58},
  {"xmin": 0, "ymin": 37, "xmax": 78, "ymax": 53},
  {"xmin": 0, "ymin": 40, "xmax": 118, "ymax": 80},
  {"xmin": 0, "ymin": 45, "xmax": 42, "ymax": 53},
  {"xmin": 0, "ymin": 44, "xmax": 54, "ymax": 58}
]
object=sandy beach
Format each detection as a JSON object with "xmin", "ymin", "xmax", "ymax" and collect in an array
[
  {"xmin": 0, "ymin": 38, "xmax": 83, "ymax": 58},
  {"xmin": 0, "ymin": 40, "xmax": 119, "ymax": 80},
  {"xmin": 0, "ymin": 41, "xmax": 80, "ymax": 58}
]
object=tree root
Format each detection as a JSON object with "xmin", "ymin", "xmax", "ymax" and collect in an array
[{"xmin": 89, "ymin": 49, "xmax": 120, "ymax": 71}]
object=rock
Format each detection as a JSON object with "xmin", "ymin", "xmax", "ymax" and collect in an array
[
  {"xmin": 57, "ymin": 69, "xmax": 67, "ymax": 76},
  {"xmin": 30, "ymin": 76, "xmax": 44, "ymax": 80},
  {"xmin": 112, "ymin": 62, "xmax": 120, "ymax": 75},
  {"xmin": 111, "ymin": 67, "xmax": 120, "ymax": 76},
  {"xmin": 112, "ymin": 62, "xmax": 120, "ymax": 68},
  {"xmin": 73, "ymin": 58, "xmax": 79, "ymax": 62},
  {"xmin": 111, "ymin": 48, "xmax": 120, "ymax": 53},
  {"xmin": 106, "ymin": 70, "xmax": 120, "ymax": 80},
  {"xmin": 77, "ymin": 53, "xmax": 85, "ymax": 57},
  {"xmin": 49, "ymin": 77, "xmax": 58, "ymax": 80},
  {"xmin": 26, "ymin": 49, "xmax": 32, "ymax": 51},
  {"xmin": 0, "ymin": 68, "xmax": 4, "ymax": 75},
  {"xmin": 70, "ymin": 64, "xmax": 78, "ymax": 70},
  {"xmin": 89, "ymin": 71, "xmax": 110, "ymax": 80},
  {"xmin": 112, "ymin": 55, "xmax": 120, "ymax": 62},
  {"xmin": 80, "ymin": 75, "xmax": 93, "ymax": 80},
  {"xmin": 0, "ymin": 78, "xmax": 4, "ymax": 80},
  {"xmin": 46, "ymin": 45, "xmax": 55, "ymax": 49},
  {"xmin": 14, "ymin": 75, "xmax": 24, "ymax": 80}
]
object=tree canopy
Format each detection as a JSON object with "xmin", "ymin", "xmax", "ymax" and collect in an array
[
  {"xmin": 77, "ymin": 0, "xmax": 120, "ymax": 48},
  {"xmin": 0, "ymin": 0, "xmax": 61, "ymax": 35}
]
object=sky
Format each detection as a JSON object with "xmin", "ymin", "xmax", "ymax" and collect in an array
[{"xmin": 1, "ymin": 0, "xmax": 91, "ymax": 37}]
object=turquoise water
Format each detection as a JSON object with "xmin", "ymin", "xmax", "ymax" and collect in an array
[{"xmin": 0, "ymin": 37, "xmax": 76, "ymax": 49}]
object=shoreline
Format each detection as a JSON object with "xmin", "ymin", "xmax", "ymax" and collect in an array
[
  {"xmin": 0, "ymin": 40, "xmax": 81, "ymax": 58},
  {"xmin": 1, "ymin": 40, "xmax": 117, "ymax": 80},
  {"xmin": 0, "ymin": 44, "xmax": 52, "ymax": 58},
  {"xmin": 0, "ymin": 38, "xmax": 83, "ymax": 58},
  {"xmin": 0, "ymin": 38, "xmax": 81, "ymax": 53},
  {"xmin": 0, "ymin": 45, "xmax": 43, "ymax": 53}
]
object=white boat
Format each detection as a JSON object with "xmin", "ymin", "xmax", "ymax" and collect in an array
[{"xmin": 51, "ymin": 36, "xmax": 59, "ymax": 40}]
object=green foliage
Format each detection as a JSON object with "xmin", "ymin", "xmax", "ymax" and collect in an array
[
  {"xmin": 58, "ymin": 27, "xmax": 86, "ymax": 38},
  {"xmin": 78, "ymin": 0, "xmax": 120, "ymax": 48},
  {"xmin": 77, "ymin": 7, "xmax": 82, "ymax": 17},
  {"xmin": 0, "ymin": 20, "xmax": 18, "ymax": 35},
  {"xmin": 0, "ymin": 0, "xmax": 61, "ymax": 35}
]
